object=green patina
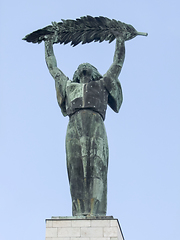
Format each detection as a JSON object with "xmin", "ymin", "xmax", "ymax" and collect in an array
[{"xmin": 23, "ymin": 16, "xmax": 147, "ymax": 216}]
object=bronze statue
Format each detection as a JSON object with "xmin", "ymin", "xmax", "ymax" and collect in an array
[{"xmin": 23, "ymin": 16, "xmax": 147, "ymax": 216}]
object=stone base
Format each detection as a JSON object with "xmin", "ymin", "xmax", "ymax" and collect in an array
[{"xmin": 45, "ymin": 216, "xmax": 124, "ymax": 240}]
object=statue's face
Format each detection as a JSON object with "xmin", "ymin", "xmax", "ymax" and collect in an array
[
  {"xmin": 77, "ymin": 63, "xmax": 93, "ymax": 83},
  {"xmin": 73, "ymin": 63, "xmax": 102, "ymax": 83}
]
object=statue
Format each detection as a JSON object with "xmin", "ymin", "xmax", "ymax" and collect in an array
[{"xmin": 23, "ymin": 16, "xmax": 147, "ymax": 217}]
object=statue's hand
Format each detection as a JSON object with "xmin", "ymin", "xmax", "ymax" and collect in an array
[
  {"xmin": 110, "ymin": 29, "xmax": 126, "ymax": 42},
  {"xmin": 51, "ymin": 21, "xmax": 60, "ymax": 44},
  {"xmin": 43, "ymin": 33, "xmax": 59, "ymax": 44},
  {"xmin": 111, "ymin": 23, "xmax": 138, "ymax": 42},
  {"xmin": 52, "ymin": 21, "xmax": 60, "ymax": 32},
  {"xmin": 43, "ymin": 34, "xmax": 57, "ymax": 43},
  {"xmin": 43, "ymin": 22, "xmax": 59, "ymax": 44}
]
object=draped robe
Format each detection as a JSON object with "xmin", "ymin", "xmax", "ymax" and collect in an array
[{"xmin": 56, "ymin": 75, "xmax": 123, "ymax": 216}]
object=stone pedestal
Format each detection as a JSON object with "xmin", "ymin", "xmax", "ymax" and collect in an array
[{"xmin": 45, "ymin": 216, "xmax": 124, "ymax": 240}]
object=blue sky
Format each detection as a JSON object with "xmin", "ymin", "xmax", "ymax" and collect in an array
[{"xmin": 0, "ymin": 1, "xmax": 180, "ymax": 240}]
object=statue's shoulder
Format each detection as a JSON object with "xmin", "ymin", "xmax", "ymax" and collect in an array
[
  {"xmin": 66, "ymin": 80, "xmax": 82, "ymax": 87},
  {"xmin": 103, "ymin": 76, "xmax": 122, "ymax": 91},
  {"xmin": 67, "ymin": 79, "xmax": 72, "ymax": 86},
  {"xmin": 66, "ymin": 79, "xmax": 79, "ymax": 88}
]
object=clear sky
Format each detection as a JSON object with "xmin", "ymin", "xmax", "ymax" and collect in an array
[{"xmin": 0, "ymin": 1, "xmax": 180, "ymax": 240}]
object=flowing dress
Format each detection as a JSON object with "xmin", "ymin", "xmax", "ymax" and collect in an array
[{"xmin": 56, "ymin": 76, "xmax": 123, "ymax": 216}]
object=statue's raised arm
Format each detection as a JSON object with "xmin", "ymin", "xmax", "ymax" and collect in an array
[
  {"xmin": 104, "ymin": 36, "xmax": 125, "ymax": 80},
  {"xmin": 102, "ymin": 34, "xmax": 126, "ymax": 114},
  {"xmin": 44, "ymin": 32, "xmax": 68, "ymax": 116},
  {"xmin": 102, "ymin": 25, "xmax": 146, "ymax": 113}
]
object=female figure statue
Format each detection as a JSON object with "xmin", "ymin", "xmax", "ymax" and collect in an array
[{"xmin": 44, "ymin": 32, "xmax": 125, "ymax": 216}]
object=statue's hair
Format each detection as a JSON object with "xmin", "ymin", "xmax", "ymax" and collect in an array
[{"xmin": 73, "ymin": 63, "xmax": 103, "ymax": 82}]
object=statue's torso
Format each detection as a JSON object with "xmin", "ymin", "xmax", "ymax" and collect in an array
[{"xmin": 65, "ymin": 79, "xmax": 108, "ymax": 120}]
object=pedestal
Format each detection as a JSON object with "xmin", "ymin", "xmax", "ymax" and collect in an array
[{"xmin": 45, "ymin": 216, "xmax": 125, "ymax": 240}]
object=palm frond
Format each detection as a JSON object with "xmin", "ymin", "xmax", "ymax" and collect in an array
[{"xmin": 23, "ymin": 15, "xmax": 147, "ymax": 46}]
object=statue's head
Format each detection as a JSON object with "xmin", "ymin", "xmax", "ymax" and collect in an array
[{"xmin": 73, "ymin": 63, "xmax": 102, "ymax": 83}]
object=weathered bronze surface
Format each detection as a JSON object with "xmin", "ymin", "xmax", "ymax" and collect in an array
[{"xmin": 23, "ymin": 16, "xmax": 147, "ymax": 216}]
